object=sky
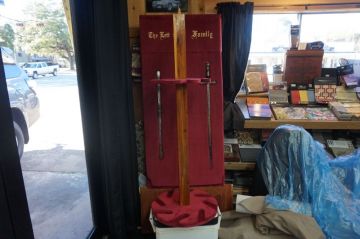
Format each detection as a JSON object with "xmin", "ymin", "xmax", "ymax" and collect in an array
[
  {"xmin": 0, "ymin": 0, "xmax": 63, "ymax": 25},
  {"xmin": 0, "ymin": 0, "xmax": 65, "ymax": 43},
  {"xmin": 250, "ymin": 13, "xmax": 360, "ymax": 52},
  {"xmin": 0, "ymin": 0, "xmax": 29, "ymax": 23}
]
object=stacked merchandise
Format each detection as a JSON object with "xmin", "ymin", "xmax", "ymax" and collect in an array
[
  {"xmin": 310, "ymin": 130, "xmax": 358, "ymax": 157},
  {"xmin": 224, "ymin": 138, "xmax": 240, "ymax": 162},
  {"xmin": 289, "ymin": 83, "xmax": 316, "ymax": 105},
  {"xmin": 283, "ymin": 50, "xmax": 324, "ymax": 106},
  {"xmin": 329, "ymin": 86, "xmax": 360, "ymax": 120},
  {"xmin": 327, "ymin": 60, "xmax": 360, "ymax": 120},
  {"xmin": 314, "ymin": 77, "xmax": 337, "ymax": 104},
  {"xmin": 269, "ymin": 81, "xmax": 289, "ymax": 105},
  {"xmin": 272, "ymin": 106, "xmax": 337, "ymax": 120},
  {"xmin": 242, "ymin": 65, "xmax": 273, "ymax": 120},
  {"xmin": 269, "ymin": 65, "xmax": 289, "ymax": 107},
  {"xmin": 237, "ymin": 131, "xmax": 262, "ymax": 163},
  {"xmin": 236, "ymin": 130, "xmax": 261, "ymax": 195},
  {"xmin": 269, "ymin": 54, "xmax": 341, "ymax": 121},
  {"xmin": 244, "ymin": 64, "xmax": 269, "ymax": 93},
  {"xmin": 338, "ymin": 62, "xmax": 360, "ymax": 88},
  {"xmin": 246, "ymin": 97, "xmax": 272, "ymax": 119},
  {"xmin": 329, "ymin": 102, "xmax": 360, "ymax": 120},
  {"xmin": 326, "ymin": 139, "xmax": 355, "ymax": 157},
  {"xmin": 305, "ymin": 107, "xmax": 338, "ymax": 120},
  {"xmin": 335, "ymin": 86, "xmax": 359, "ymax": 102},
  {"xmin": 237, "ymin": 130, "xmax": 257, "ymax": 145},
  {"xmin": 341, "ymin": 74, "xmax": 359, "ymax": 88},
  {"xmin": 224, "ymin": 131, "xmax": 262, "ymax": 164}
]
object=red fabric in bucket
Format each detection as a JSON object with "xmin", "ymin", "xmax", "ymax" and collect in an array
[{"xmin": 151, "ymin": 189, "xmax": 218, "ymax": 227}]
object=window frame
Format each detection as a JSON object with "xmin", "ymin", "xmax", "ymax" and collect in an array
[
  {"xmin": 249, "ymin": 11, "xmax": 360, "ymax": 75},
  {"xmin": 4, "ymin": 64, "xmax": 22, "ymax": 79}
]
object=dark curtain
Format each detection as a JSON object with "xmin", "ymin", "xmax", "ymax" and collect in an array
[
  {"xmin": 70, "ymin": 0, "xmax": 139, "ymax": 238},
  {"xmin": 217, "ymin": 2, "xmax": 254, "ymax": 132}
]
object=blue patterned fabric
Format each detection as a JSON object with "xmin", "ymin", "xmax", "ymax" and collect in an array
[{"xmin": 258, "ymin": 125, "xmax": 360, "ymax": 238}]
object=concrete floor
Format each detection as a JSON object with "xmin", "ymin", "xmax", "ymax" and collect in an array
[
  {"xmin": 21, "ymin": 71, "xmax": 93, "ymax": 239},
  {"xmin": 22, "ymin": 171, "xmax": 92, "ymax": 239}
]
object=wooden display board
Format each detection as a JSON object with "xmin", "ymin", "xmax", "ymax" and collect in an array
[
  {"xmin": 283, "ymin": 49, "xmax": 324, "ymax": 85},
  {"xmin": 140, "ymin": 14, "xmax": 224, "ymax": 188},
  {"xmin": 244, "ymin": 119, "xmax": 360, "ymax": 130}
]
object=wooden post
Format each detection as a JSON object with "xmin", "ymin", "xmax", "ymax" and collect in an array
[{"xmin": 173, "ymin": 13, "xmax": 189, "ymax": 206}]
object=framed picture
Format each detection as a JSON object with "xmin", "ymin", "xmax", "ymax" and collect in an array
[{"xmin": 146, "ymin": 0, "xmax": 188, "ymax": 13}]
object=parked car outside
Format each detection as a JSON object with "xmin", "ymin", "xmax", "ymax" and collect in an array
[
  {"xmin": 5, "ymin": 63, "xmax": 40, "ymax": 157},
  {"xmin": 23, "ymin": 61, "xmax": 59, "ymax": 79},
  {"xmin": 324, "ymin": 45, "xmax": 335, "ymax": 52},
  {"xmin": 272, "ymin": 46, "xmax": 289, "ymax": 52}
]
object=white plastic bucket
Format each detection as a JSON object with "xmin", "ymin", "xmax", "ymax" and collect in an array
[{"xmin": 149, "ymin": 207, "xmax": 221, "ymax": 239}]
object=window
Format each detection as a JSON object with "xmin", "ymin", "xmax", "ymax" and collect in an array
[
  {"xmin": 8, "ymin": 78, "xmax": 30, "ymax": 94},
  {"xmin": 250, "ymin": 14, "xmax": 299, "ymax": 53},
  {"xmin": 248, "ymin": 12, "xmax": 360, "ymax": 80},
  {"xmin": 24, "ymin": 63, "xmax": 38, "ymax": 68},
  {"xmin": 301, "ymin": 13, "xmax": 360, "ymax": 67},
  {"xmin": 4, "ymin": 64, "xmax": 22, "ymax": 79},
  {"xmin": 249, "ymin": 14, "xmax": 299, "ymax": 76}
]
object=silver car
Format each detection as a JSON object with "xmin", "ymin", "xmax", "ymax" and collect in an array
[{"xmin": 6, "ymin": 63, "xmax": 40, "ymax": 157}]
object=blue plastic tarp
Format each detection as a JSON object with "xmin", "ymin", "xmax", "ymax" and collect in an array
[{"xmin": 257, "ymin": 125, "xmax": 360, "ymax": 239}]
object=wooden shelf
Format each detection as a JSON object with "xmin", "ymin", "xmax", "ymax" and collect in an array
[
  {"xmin": 236, "ymin": 92, "xmax": 360, "ymax": 130},
  {"xmin": 244, "ymin": 119, "xmax": 360, "ymax": 130},
  {"xmin": 232, "ymin": 186, "xmax": 249, "ymax": 195},
  {"xmin": 236, "ymin": 91, "xmax": 269, "ymax": 98},
  {"xmin": 224, "ymin": 162, "xmax": 256, "ymax": 171}
]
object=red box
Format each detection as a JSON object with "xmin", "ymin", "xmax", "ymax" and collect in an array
[
  {"xmin": 140, "ymin": 15, "xmax": 224, "ymax": 187},
  {"xmin": 185, "ymin": 14, "xmax": 224, "ymax": 186},
  {"xmin": 140, "ymin": 15, "xmax": 179, "ymax": 187},
  {"xmin": 291, "ymin": 90, "xmax": 301, "ymax": 104}
]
